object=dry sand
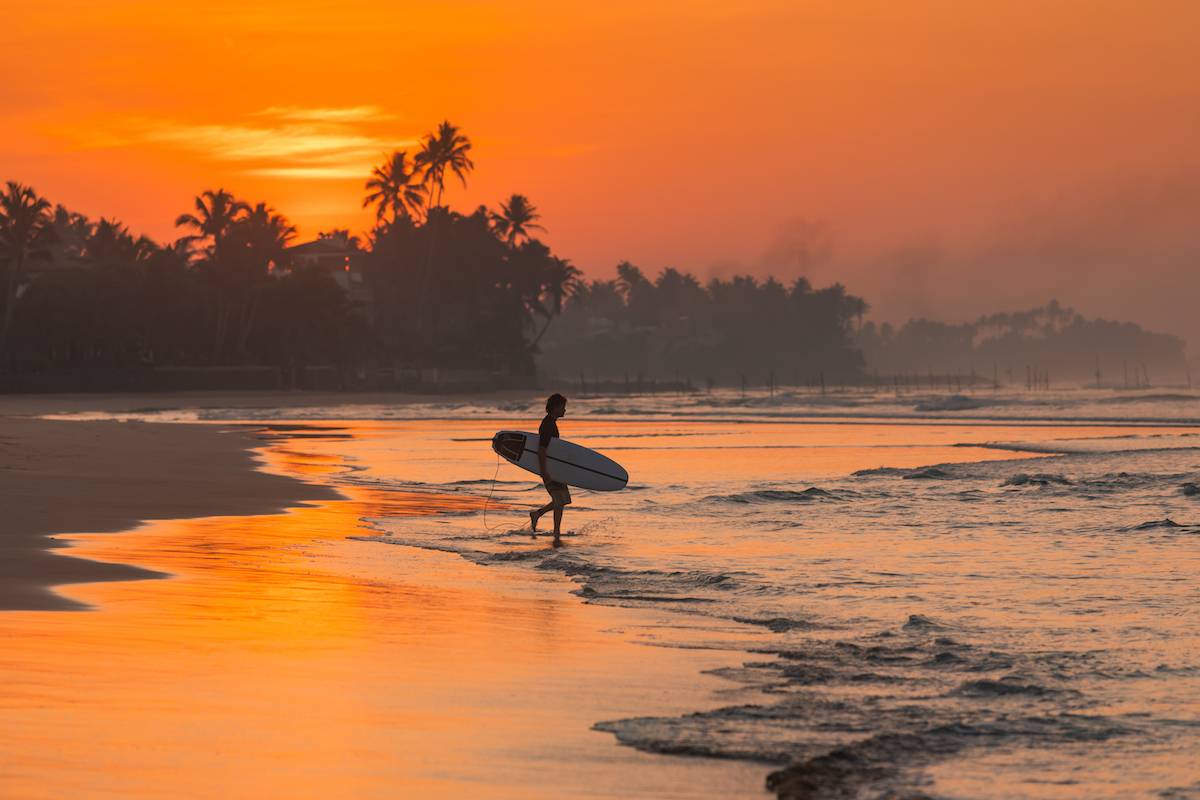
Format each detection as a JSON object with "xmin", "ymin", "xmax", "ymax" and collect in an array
[{"xmin": 0, "ymin": 415, "xmax": 337, "ymax": 610}]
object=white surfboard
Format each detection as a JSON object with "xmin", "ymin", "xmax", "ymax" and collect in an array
[{"xmin": 491, "ymin": 430, "xmax": 629, "ymax": 491}]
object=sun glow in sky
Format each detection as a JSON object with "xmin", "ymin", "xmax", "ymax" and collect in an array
[{"xmin": 3, "ymin": 1, "xmax": 1199, "ymax": 342}]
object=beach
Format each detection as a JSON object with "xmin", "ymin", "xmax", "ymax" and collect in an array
[
  {"xmin": 7, "ymin": 1, "xmax": 1199, "ymax": 795},
  {"xmin": 0, "ymin": 413, "xmax": 338, "ymax": 610},
  {"xmin": 0, "ymin": 395, "xmax": 767, "ymax": 799},
  {"xmin": 2, "ymin": 389, "xmax": 1199, "ymax": 798}
]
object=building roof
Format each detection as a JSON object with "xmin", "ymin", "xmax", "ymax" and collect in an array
[{"xmin": 286, "ymin": 237, "xmax": 361, "ymax": 257}]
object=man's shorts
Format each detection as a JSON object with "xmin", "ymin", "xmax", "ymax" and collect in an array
[{"xmin": 546, "ymin": 481, "xmax": 572, "ymax": 506}]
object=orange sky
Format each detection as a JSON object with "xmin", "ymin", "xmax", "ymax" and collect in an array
[{"xmin": 3, "ymin": 1, "xmax": 1199, "ymax": 344}]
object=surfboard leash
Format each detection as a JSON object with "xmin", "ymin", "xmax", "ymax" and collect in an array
[{"xmin": 481, "ymin": 451, "xmax": 505, "ymax": 533}]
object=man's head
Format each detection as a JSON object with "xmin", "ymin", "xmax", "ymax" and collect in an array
[{"xmin": 546, "ymin": 393, "xmax": 567, "ymax": 418}]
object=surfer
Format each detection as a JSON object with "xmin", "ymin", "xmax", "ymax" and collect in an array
[{"xmin": 530, "ymin": 393, "xmax": 571, "ymax": 543}]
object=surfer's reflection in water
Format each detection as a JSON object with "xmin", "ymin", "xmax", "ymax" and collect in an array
[{"xmin": 530, "ymin": 393, "xmax": 571, "ymax": 545}]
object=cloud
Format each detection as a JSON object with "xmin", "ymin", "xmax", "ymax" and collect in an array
[
  {"xmin": 253, "ymin": 105, "xmax": 396, "ymax": 122},
  {"xmin": 245, "ymin": 165, "xmax": 375, "ymax": 179},
  {"xmin": 143, "ymin": 121, "xmax": 406, "ymax": 161},
  {"xmin": 70, "ymin": 107, "xmax": 416, "ymax": 181}
]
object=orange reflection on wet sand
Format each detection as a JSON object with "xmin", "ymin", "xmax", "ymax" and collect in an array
[
  {"xmin": 0, "ymin": 433, "xmax": 766, "ymax": 799},
  {"xmin": 3, "ymin": 417, "xmax": 1196, "ymax": 798}
]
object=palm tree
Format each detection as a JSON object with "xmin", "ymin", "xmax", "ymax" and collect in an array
[
  {"xmin": 226, "ymin": 202, "xmax": 297, "ymax": 356},
  {"xmin": 0, "ymin": 182, "xmax": 55, "ymax": 357},
  {"xmin": 529, "ymin": 253, "xmax": 581, "ymax": 349},
  {"xmin": 239, "ymin": 202, "xmax": 297, "ymax": 271},
  {"xmin": 414, "ymin": 121, "xmax": 474, "ymax": 210},
  {"xmin": 363, "ymin": 151, "xmax": 426, "ymax": 224},
  {"xmin": 84, "ymin": 218, "xmax": 157, "ymax": 265},
  {"xmin": 174, "ymin": 189, "xmax": 249, "ymax": 257},
  {"xmin": 412, "ymin": 122, "xmax": 474, "ymax": 339},
  {"xmin": 491, "ymin": 194, "xmax": 545, "ymax": 246},
  {"xmin": 50, "ymin": 204, "xmax": 92, "ymax": 261}
]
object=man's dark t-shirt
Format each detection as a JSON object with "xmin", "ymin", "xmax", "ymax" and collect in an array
[{"xmin": 538, "ymin": 415, "xmax": 559, "ymax": 449}]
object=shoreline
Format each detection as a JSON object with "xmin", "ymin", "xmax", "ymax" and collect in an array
[
  {"xmin": 0, "ymin": 414, "xmax": 770, "ymax": 798},
  {"xmin": 0, "ymin": 389, "xmax": 542, "ymax": 416},
  {"xmin": 0, "ymin": 416, "xmax": 337, "ymax": 610},
  {"xmin": 5, "ymin": 397, "xmax": 1195, "ymax": 796},
  {"xmin": 5, "ymin": 388, "xmax": 1198, "ymax": 434}
]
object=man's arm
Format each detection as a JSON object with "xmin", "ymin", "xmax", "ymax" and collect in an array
[{"xmin": 538, "ymin": 445, "xmax": 552, "ymax": 484}]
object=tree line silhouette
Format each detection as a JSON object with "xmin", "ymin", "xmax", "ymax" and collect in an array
[
  {"xmin": 0, "ymin": 120, "xmax": 1187, "ymax": 389},
  {"xmin": 0, "ymin": 121, "xmax": 580, "ymax": 383},
  {"xmin": 537, "ymin": 264, "xmax": 868, "ymax": 385},
  {"xmin": 857, "ymin": 301, "xmax": 1187, "ymax": 385},
  {"xmin": 0, "ymin": 181, "xmax": 367, "ymax": 378}
]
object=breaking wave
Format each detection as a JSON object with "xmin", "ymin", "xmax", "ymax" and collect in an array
[
  {"xmin": 303, "ymin": 390, "xmax": 1200, "ymax": 798},
  {"xmin": 701, "ymin": 487, "xmax": 857, "ymax": 504}
]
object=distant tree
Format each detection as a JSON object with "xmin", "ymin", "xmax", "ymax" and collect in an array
[
  {"xmin": 856, "ymin": 301, "xmax": 1186, "ymax": 382},
  {"xmin": 0, "ymin": 182, "xmax": 55, "ymax": 358},
  {"xmin": 247, "ymin": 267, "xmax": 372, "ymax": 385},
  {"xmin": 499, "ymin": 238, "xmax": 580, "ymax": 349},
  {"xmin": 529, "ymin": 252, "xmax": 580, "ymax": 349},
  {"xmin": 538, "ymin": 263, "xmax": 868, "ymax": 384},
  {"xmin": 414, "ymin": 121, "xmax": 474, "ymax": 210},
  {"xmin": 567, "ymin": 279, "xmax": 625, "ymax": 320},
  {"xmin": 220, "ymin": 202, "xmax": 297, "ymax": 357},
  {"xmin": 362, "ymin": 204, "xmax": 577, "ymax": 371},
  {"xmin": 236, "ymin": 202, "xmax": 297, "ymax": 271},
  {"xmin": 82, "ymin": 218, "xmax": 157, "ymax": 265},
  {"xmin": 0, "ymin": 188, "xmax": 378, "ymax": 378},
  {"xmin": 174, "ymin": 189, "xmax": 249, "ymax": 258},
  {"xmin": 49, "ymin": 204, "xmax": 92, "ymax": 262},
  {"xmin": 412, "ymin": 121, "xmax": 474, "ymax": 333},
  {"xmin": 491, "ymin": 194, "xmax": 545, "ymax": 246},
  {"xmin": 363, "ymin": 151, "xmax": 426, "ymax": 224},
  {"xmin": 615, "ymin": 261, "xmax": 656, "ymax": 326}
]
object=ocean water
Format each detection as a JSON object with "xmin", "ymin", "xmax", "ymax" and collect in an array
[{"xmin": 60, "ymin": 388, "xmax": 1200, "ymax": 798}]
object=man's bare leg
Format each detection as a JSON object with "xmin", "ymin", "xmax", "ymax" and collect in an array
[{"xmin": 531, "ymin": 502, "xmax": 555, "ymax": 532}]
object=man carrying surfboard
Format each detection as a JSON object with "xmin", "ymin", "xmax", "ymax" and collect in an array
[{"xmin": 530, "ymin": 393, "xmax": 570, "ymax": 542}]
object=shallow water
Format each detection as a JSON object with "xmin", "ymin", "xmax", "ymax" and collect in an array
[
  {"xmin": 27, "ymin": 388, "xmax": 1200, "ymax": 797},
  {"xmin": 0, "ymin": 449, "xmax": 768, "ymax": 799}
]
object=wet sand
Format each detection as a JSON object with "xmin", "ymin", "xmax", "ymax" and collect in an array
[
  {"xmin": 7, "ymin": 393, "xmax": 1193, "ymax": 797},
  {"xmin": 0, "ymin": 416, "xmax": 337, "ymax": 610},
  {"xmin": 0, "ymin": 388, "xmax": 530, "ymax": 608},
  {"xmin": 0, "ymin": 407, "xmax": 768, "ymax": 798}
]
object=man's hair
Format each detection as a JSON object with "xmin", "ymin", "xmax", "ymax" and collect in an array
[{"xmin": 546, "ymin": 393, "xmax": 567, "ymax": 412}]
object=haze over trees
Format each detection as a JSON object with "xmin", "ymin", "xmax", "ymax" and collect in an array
[
  {"xmin": 0, "ymin": 122, "xmax": 1190, "ymax": 389},
  {"xmin": 537, "ymin": 266, "xmax": 868, "ymax": 385},
  {"xmin": 858, "ymin": 302, "xmax": 1188, "ymax": 385}
]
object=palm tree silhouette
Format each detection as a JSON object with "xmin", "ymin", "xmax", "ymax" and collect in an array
[
  {"xmin": 530, "ymin": 252, "xmax": 581, "ymax": 349},
  {"xmin": 491, "ymin": 194, "xmax": 545, "ymax": 246},
  {"xmin": 83, "ymin": 218, "xmax": 157, "ymax": 264},
  {"xmin": 240, "ymin": 202, "xmax": 298, "ymax": 272},
  {"xmin": 174, "ymin": 189, "xmax": 250, "ymax": 258},
  {"xmin": 363, "ymin": 151, "xmax": 426, "ymax": 224},
  {"xmin": 227, "ymin": 203, "xmax": 297, "ymax": 356},
  {"xmin": 414, "ymin": 121, "xmax": 474, "ymax": 210},
  {"xmin": 50, "ymin": 204, "xmax": 92, "ymax": 262},
  {"xmin": 412, "ymin": 122, "xmax": 474, "ymax": 340},
  {"xmin": 0, "ymin": 182, "xmax": 55, "ymax": 357}
]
